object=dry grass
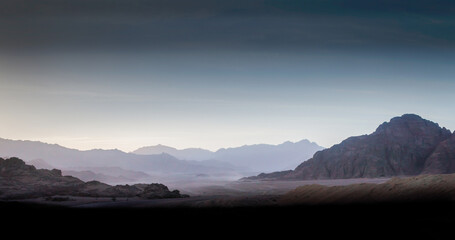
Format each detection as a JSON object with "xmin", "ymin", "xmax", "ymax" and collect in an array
[{"xmin": 279, "ymin": 174, "xmax": 455, "ymax": 205}]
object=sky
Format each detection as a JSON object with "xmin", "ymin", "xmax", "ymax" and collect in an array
[{"xmin": 0, "ymin": 0, "xmax": 455, "ymax": 152}]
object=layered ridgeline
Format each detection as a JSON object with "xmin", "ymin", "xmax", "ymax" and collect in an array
[
  {"xmin": 0, "ymin": 157, "xmax": 188, "ymax": 200},
  {"xmin": 248, "ymin": 114, "xmax": 455, "ymax": 180},
  {"xmin": 0, "ymin": 138, "xmax": 245, "ymax": 179},
  {"xmin": 133, "ymin": 140, "xmax": 324, "ymax": 172},
  {"xmin": 0, "ymin": 138, "xmax": 322, "ymax": 180}
]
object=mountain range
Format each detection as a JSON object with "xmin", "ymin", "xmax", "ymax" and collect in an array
[
  {"xmin": 133, "ymin": 139, "xmax": 324, "ymax": 172},
  {"xmin": 0, "ymin": 137, "xmax": 323, "ymax": 183},
  {"xmin": 6, "ymin": 113, "xmax": 451, "ymax": 182},
  {"xmin": 247, "ymin": 114, "xmax": 455, "ymax": 180},
  {"xmin": 26, "ymin": 159, "xmax": 152, "ymax": 184},
  {"xmin": 0, "ymin": 138, "xmax": 244, "ymax": 178}
]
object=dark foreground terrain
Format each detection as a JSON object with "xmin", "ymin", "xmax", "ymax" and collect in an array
[
  {"xmin": 1, "ymin": 200, "xmax": 454, "ymax": 238},
  {"xmin": 2, "ymin": 174, "xmax": 455, "ymax": 238},
  {"xmin": 2, "ymin": 157, "xmax": 455, "ymax": 237}
]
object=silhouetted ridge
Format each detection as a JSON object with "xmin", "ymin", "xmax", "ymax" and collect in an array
[{"xmin": 246, "ymin": 114, "xmax": 454, "ymax": 180}]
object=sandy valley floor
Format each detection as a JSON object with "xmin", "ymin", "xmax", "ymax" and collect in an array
[{"xmin": 14, "ymin": 177, "xmax": 391, "ymax": 208}]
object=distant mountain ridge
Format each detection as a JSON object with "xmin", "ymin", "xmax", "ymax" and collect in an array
[
  {"xmin": 27, "ymin": 159, "xmax": 154, "ymax": 184},
  {"xmin": 133, "ymin": 144, "xmax": 214, "ymax": 160},
  {"xmin": 0, "ymin": 137, "xmax": 324, "ymax": 181},
  {"xmin": 247, "ymin": 114, "xmax": 455, "ymax": 180},
  {"xmin": 132, "ymin": 139, "xmax": 324, "ymax": 172},
  {"xmin": 0, "ymin": 138, "xmax": 244, "ymax": 176}
]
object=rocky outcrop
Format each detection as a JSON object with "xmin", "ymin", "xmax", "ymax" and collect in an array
[
  {"xmin": 0, "ymin": 157, "xmax": 85, "ymax": 199},
  {"xmin": 247, "ymin": 114, "xmax": 454, "ymax": 180},
  {"xmin": 0, "ymin": 157, "xmax": 189, "ymax": 199},
  {"xmin": 137, "ymin": 184, "xmax": 185, "ymax": 199}
]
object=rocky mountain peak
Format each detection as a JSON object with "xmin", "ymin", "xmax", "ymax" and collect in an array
[
  {"xmin": 374, "ymin": 114, "xmax": 448, "ymax": 135},
  {"xmin": 247, "ymin": 114, "xmax": 455, "ymax": 180}
]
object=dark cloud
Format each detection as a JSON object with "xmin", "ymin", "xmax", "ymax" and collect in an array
[{"xmin": 0, "ymin": 0, "xmax": 454, "ymax": 52}]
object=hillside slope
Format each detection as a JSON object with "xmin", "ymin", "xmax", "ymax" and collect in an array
[{"xmin": 279, "ymin": 173, "xmax": 455, "ymax": 205}]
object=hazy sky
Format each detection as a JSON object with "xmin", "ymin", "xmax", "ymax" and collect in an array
[{"xmin": 1, "ymin": 0, "xmax": 454, "ymax": 151}]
